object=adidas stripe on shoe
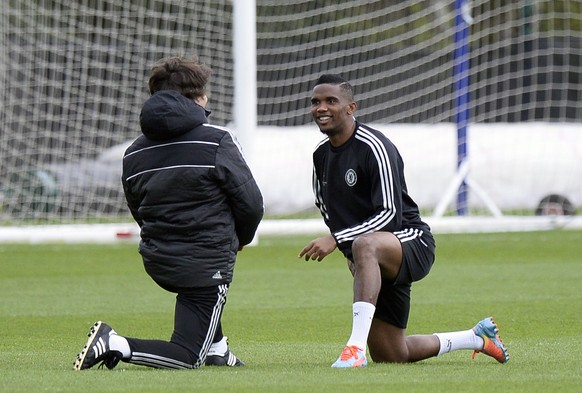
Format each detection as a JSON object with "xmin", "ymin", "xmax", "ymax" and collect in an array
[
  {"xmin": 73, "ymin": 321, "xmax": 122, "ymax": 370},
  {"xmin": 205, "ymin": 349, "xmax": 245, "ymax": 367}
]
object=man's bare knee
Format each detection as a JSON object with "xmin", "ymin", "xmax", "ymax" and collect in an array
[
  {"xmin": 351, "ymin": 235, "xmax": 376, "ymax": 260},
  {"xmin": 369, "ymin": 341, "xmax": 410, "ymax": 363},
  {"xmin": 368, "ymin": 319, "xmax": 410, "ymax": 363}
]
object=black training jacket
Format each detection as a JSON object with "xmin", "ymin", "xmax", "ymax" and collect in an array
[
  {"xmin": 312, "ymin": 121, "xmax": 431, "ymax": 260},
  {"xmin": 122, "ymin": 90, "xmax": 264, "ymax": 289}
]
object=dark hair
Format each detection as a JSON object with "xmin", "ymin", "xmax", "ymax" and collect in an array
[
  {"xmin": 314, "ymin": 74, "xmax": 354, "ymax": 100},
  {"xmin": 148, "ymin": 56, "xmax": 211, "ymax": 99}
]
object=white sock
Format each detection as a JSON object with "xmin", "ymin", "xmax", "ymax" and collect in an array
[
  {"xmin": 209, "ymin": 336, "xmax": 228, "ymax": 355},
  {"xmin": 109, "ymin": 334, "xmax": 131, "ymax": 358},
  {"xmin": 345, "ymin": 301, "xmax": 376, "ymax": 350},
  {"xmin": 433, "ymin": 329, "xmax": 484, "ymax": 356}
]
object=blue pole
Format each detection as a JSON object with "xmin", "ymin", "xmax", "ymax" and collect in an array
[{"xmin": 453, "ymin": 0, "xmax": 471, "ymax": 216}]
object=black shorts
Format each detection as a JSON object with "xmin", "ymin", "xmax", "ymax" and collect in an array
[{"xmin": 374, "ymin": 228, "xmax": 435, "ymax": 329}]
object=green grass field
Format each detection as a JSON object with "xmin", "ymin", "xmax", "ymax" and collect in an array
[{"xmin": 1, "ymin": 230, "xmax": 581, "ymax": 392}]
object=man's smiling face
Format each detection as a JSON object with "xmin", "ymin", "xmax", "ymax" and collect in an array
[{"xmin": 311, "ymin": 83, "xmax": 356, "ymax": 141}]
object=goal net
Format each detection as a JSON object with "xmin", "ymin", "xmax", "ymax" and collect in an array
[
  {"xmin": 0, "ymin": 0, "xmax": 235, "ymax": 220},
  {"xmin": 1, "ymin": 1, "xmax": 581, "ymax": 229}
]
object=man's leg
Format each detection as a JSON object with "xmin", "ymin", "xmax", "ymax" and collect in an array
[
  {"xmin": 73, "ymin": 320, "xmax": 196, "ymax": 371},
  {"xmin": 205, "ymin": 320, "xmax": 246, "ymax": 366},
  {"xmin": 331, "ymin": 232, "xmax": 402, "ymax": 368},
  {"xmin": 352, "ymin": 232, "xmax": 403, "ymax": 303},
  {"xmin": 124, "ymin": 284, "xmax": 229, "ymax": 369},
  {"xmin": 434, "ymin": 317, "xmax": 509, "ymax": 363},
  {"xmin": 333, "ymin": 229, "xmax": 508, "ymax": 365},
  {"xmin": 73, "ymin": 284, "xmax": 229, "ymax": 370},
  {"xmin": 368, "ymin": 316, "xmax": 509, "ymax": 364},
  {"xmin": 368, "ymin": 318, "xmax": 439, "ymax": 363}
]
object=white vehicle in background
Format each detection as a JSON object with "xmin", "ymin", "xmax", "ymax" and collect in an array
[{"xmin": 1, "ymin": 124, "xmax": 579, "ymax": 220}]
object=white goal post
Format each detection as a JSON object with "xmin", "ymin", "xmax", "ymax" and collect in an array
[{"xmin": 0, "ymin": 1, "xmax": 581, "ymax": 235}]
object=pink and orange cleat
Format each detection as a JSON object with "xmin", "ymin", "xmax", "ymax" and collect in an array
[{"xmin": 331, "ymin": 345, "xmax": 368, "ymax": 368}]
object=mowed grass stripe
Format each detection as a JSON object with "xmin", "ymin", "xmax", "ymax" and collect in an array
[{"xmin": 0, "ymin": 230, "xmax": 580, "ymax": 392}]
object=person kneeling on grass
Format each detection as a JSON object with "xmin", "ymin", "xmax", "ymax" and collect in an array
[
  {"xmin": 299, "ymin": 74, "xmax": 509, "ymax": 368},
  {"xmin": 73, "ymin": 56, "xmax": 263, "ymax": 371}
]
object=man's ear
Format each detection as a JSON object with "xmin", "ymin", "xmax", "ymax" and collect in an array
[{"xmin": 194, "ymin": 94, "xmax": 208, "ymax": 108}]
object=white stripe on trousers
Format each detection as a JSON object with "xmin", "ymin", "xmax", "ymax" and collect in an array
[
  {"xmin": 128, "ymin": 284, "xmax": 229, "ymax": 369},
  {"xmin": 194, "ymin": 284, "xmax": 228, "ymax": 368}
]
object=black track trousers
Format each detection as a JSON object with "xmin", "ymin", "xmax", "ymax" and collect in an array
[{"xmin": 124, "ymin": 284, "xmax": 228, "ymax": 369}]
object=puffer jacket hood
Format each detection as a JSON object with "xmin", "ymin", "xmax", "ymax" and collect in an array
[{"xmin": 139, "ymin": 90, "xmax": 207, "ymax": 140}]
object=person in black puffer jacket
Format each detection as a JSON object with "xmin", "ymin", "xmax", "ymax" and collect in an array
[{"xmin": 73, "ymin": 56, "xmax": 264, "ymax": 371}]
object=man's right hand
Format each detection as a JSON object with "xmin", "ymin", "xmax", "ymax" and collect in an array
[{"xmin": 298, "ymin": 235, "xmax": 337, "ymax": 262}]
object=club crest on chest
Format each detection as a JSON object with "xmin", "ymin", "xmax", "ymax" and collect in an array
[{"xmin": 345, "ymin": 169, "xmax": 357, "ymax": 187}]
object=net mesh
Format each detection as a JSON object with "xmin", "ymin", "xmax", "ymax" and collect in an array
[
  {"xmin": 0, "ymin": 0, "xmax": 580, "ymax": 222},
  {"xmin": 0, "ymin": 0, "xmax": 234, "ymax": 220}
]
